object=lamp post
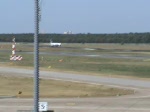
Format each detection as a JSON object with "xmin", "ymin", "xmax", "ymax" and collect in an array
[{"xmin": 34, "ymin": 0, "xmax": 39, "ymax": 112}]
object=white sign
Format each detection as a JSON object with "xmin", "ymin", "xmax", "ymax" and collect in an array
[{"xmin": 39, "ymin": 102, "xmax": 48, "ymax": 111}]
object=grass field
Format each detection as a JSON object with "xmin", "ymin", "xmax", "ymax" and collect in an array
[
  {"xmin": 0, "ymin": 43, "xmax": 150, "ymax": 78},
  {"xmin": 0, "ymin": 43, "xmax": 149, "ymax": 97}
]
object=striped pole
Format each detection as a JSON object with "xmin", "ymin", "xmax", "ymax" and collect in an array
[{"xmin": 10, "ymin": 37, "xmax": 23, "ymax": 61}]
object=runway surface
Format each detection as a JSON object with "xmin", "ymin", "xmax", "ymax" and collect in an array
[{"xmin": 0, "ymin": 66, "xmax": 150, "ymax": 112}]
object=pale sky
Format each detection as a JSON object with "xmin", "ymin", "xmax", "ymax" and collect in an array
[{"xmin": 0, "ymin": 0, "xmax": 150, "ymax": 34}]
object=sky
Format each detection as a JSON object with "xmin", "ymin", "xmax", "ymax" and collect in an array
[{"xmin": 0, "ymin": 0, "xmax": 150, "ymax": 34}]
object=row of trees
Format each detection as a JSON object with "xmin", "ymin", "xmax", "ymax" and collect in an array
[{"xmin": 0, "ymin": 33, "xmax": 150, "ymax": 43}]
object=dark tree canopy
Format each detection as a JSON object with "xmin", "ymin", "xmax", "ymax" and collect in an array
[{"xmin": 0, "ymin": 33, "xmax": 150, "ymax": 43}]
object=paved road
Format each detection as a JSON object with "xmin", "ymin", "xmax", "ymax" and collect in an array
[{"xmin": 0, "ymin": 67, "xmax": 150, "ymax": 112}]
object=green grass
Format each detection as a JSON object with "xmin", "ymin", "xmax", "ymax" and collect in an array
[{"xmin": 1, "ymin": 43, "xmax": 150, "ymax": 78}]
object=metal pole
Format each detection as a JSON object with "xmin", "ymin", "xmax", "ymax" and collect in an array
[{"xmin": 34, "ymin": 0, "xmax": 39, "ymax": 112}]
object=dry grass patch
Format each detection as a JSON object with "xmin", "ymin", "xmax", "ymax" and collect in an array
[{"xmin": 0, "ymin": 75, "xmax": 133, "ymax": 98}]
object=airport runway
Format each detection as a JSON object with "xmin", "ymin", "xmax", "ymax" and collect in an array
[{"xmin": 0, "ymin": 67, "xmax": 150, "ymax": 112}]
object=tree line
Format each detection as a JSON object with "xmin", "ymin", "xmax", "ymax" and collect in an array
[{"xmin": 0, "ymin": 33, "xmax": 150, "ymax": 43}]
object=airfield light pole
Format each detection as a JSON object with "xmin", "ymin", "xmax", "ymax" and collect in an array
[{"xmin": 34, "ymin": 0, "xmax": 39, "ymax": 112}]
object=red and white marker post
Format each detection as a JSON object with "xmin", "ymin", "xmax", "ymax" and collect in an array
[{"xmin": 10, "ymin": 37, "xmax": 23, "ymax": 61}]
